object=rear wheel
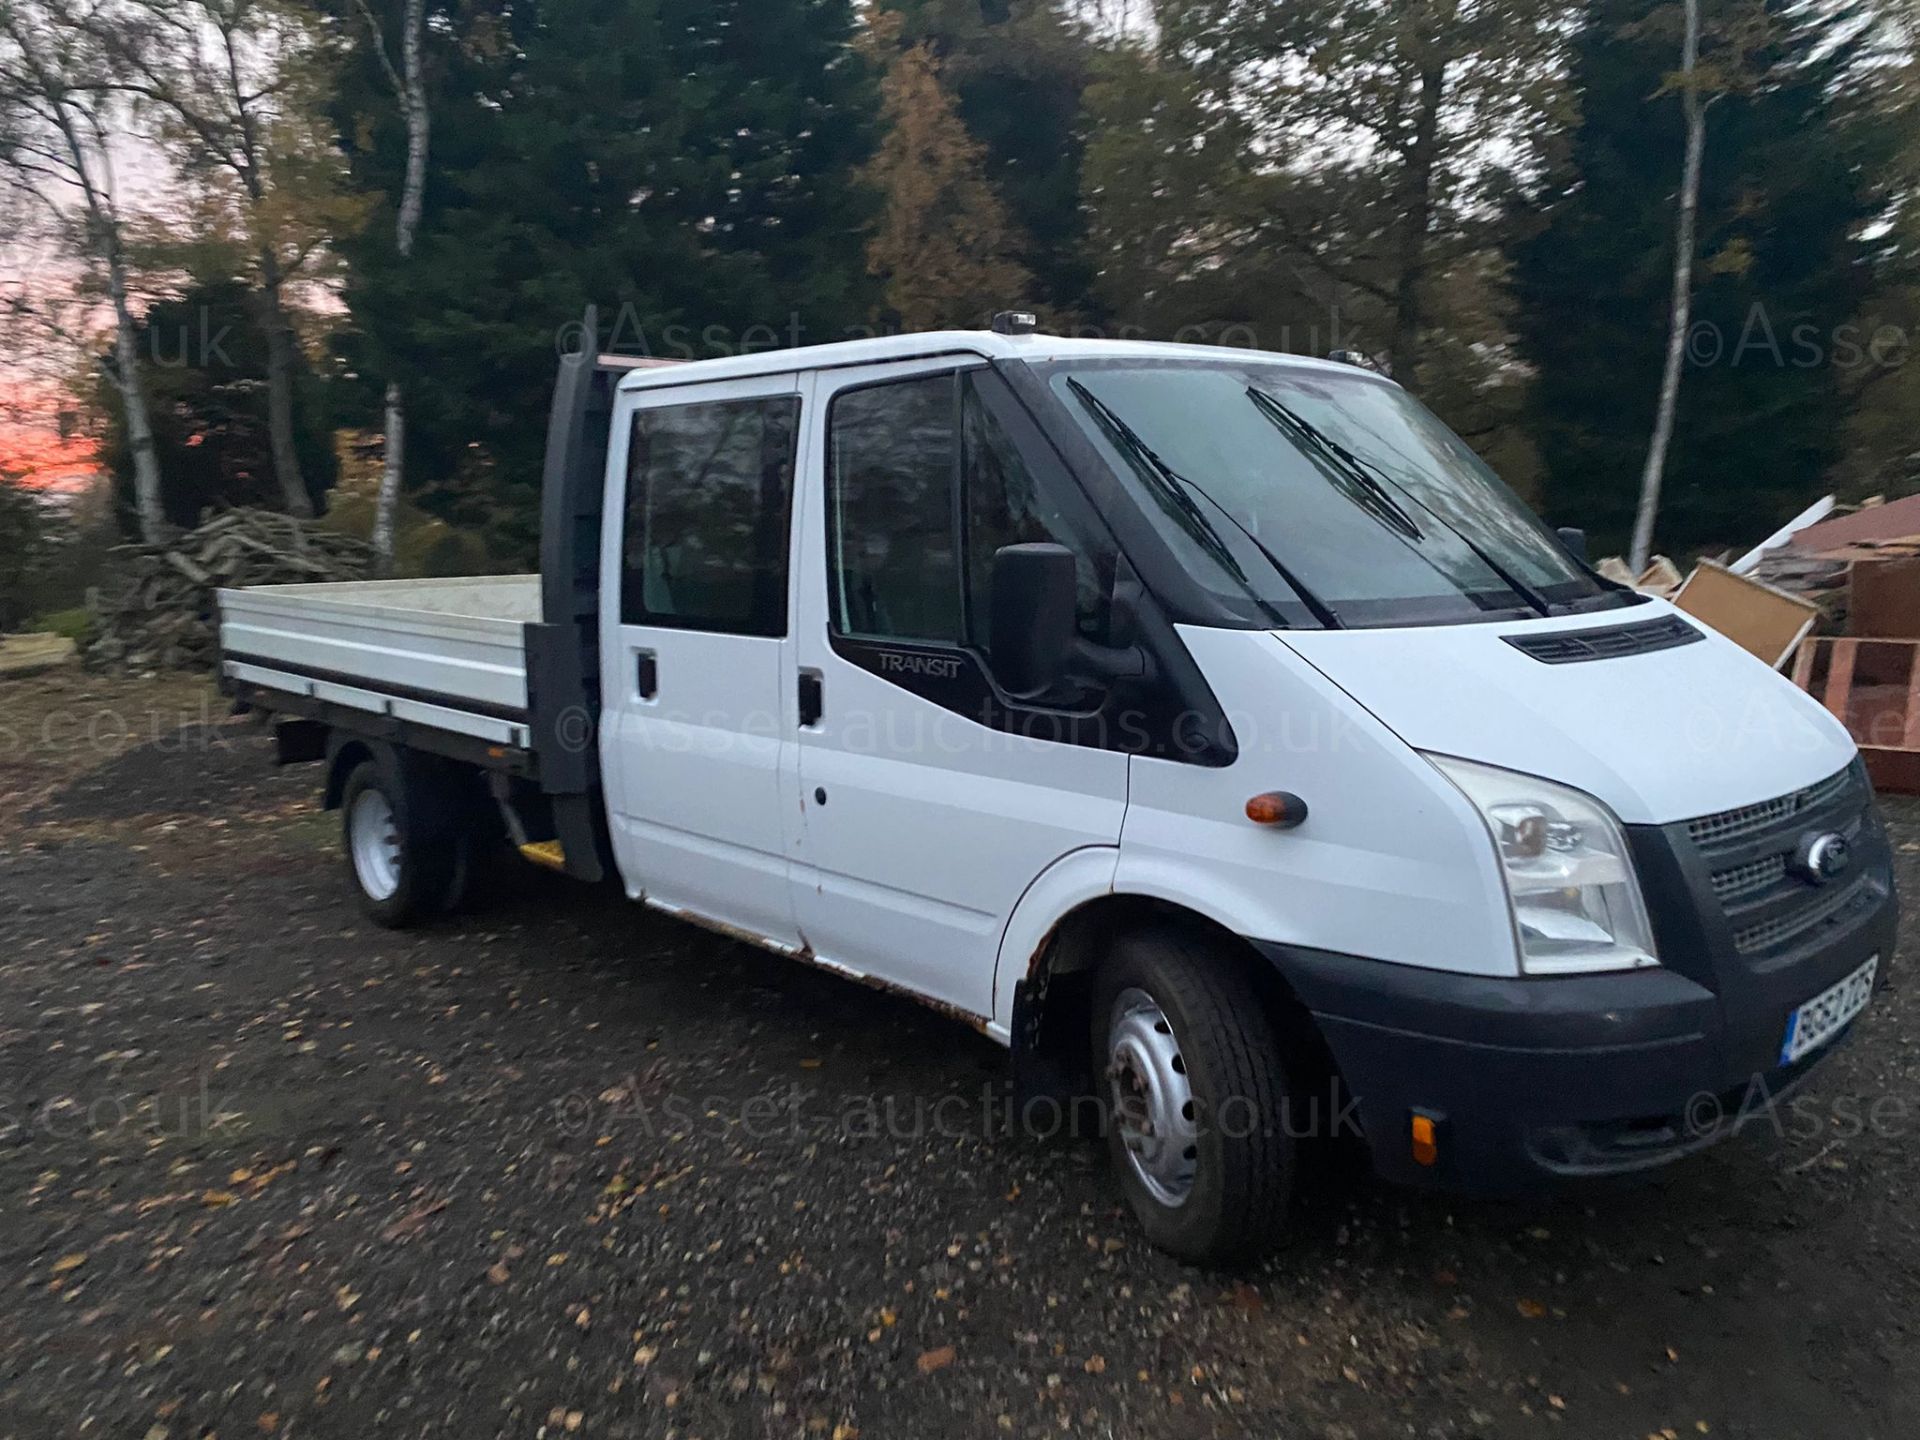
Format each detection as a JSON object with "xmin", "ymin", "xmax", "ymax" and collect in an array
[
  {"xmin": 341, "ymin": 760, "xmax": 454, "ymax": 929},
  {"xmin": 1093, "ymin": 930, "xmax": 1294, "ymax": 1263}
]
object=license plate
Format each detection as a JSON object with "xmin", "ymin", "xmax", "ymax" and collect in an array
[{"xmin": 1780, "ymin": 955, "xmax": 1878, "ymax": 1066}]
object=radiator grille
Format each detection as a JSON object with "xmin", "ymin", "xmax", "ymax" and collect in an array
[
  {"xmin": 1686, "ymin": 767, "xmax": 1853, "ymax": 851},
  {"xmin": 1709, "ymin": 854, "xmax": 1788, "ymax": 905},
  {"xmin": 1732, "ymin": 877, "xmax": 1879, "ymax": 955}
]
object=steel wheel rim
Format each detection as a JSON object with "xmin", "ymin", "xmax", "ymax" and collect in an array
[
  {"xmin": 1107, "ymin": 987, "xmax": 1198, "ymax": 1208},
  {"xmin": 348, "ymin": 788, "xmax": 402, "ymax": 902}
]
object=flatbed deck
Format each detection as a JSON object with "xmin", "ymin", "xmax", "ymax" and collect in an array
[{"xmin": 218, "ymin": 575, "xmax": 540, "ymax": 749}]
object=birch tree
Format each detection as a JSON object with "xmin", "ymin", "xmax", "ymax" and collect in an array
[
  {"xmin": 0, "ymin": 0, "xmax": 166, "ymax": 542},
  {"xmin": 1626, "ymin": 0, "xmax": 1773, "ymax": 572},
  {"xmin": 1628, "ymin": 0, "xmax": 1707, "ymax": 575},
  {"xmin": 352, "ymin": 0, "xmax": 427, "ymax": 574},
  {"xmin": 87, "ymin": 0, "xmax": 357, "ymax": 519}
]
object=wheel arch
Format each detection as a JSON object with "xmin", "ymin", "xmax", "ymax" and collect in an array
[
  {"xmin": 322, "ymin": 732, "xmax": 384, "ymax": 811},
  {"xmin": 1000, "ymin": 884, "xmax": 1337, "ymax": 1109},
  {"xmin": 322, "ymin": 734, "xmax": 472, "ymax": 844}
]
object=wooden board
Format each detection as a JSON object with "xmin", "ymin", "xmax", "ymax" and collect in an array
[
  {"xmin": 1790, "ymin": 637, "xmax": 1920, "ymax": 795},
  {"xmin": 0, "ymin": 632, "xmax": 77, "ymax": 678},
  {"xmin": 1673, "ymin": 559, "xmax": 1822, "ymax": 669},
  {"xmin": 1848, "ymin": 555, "xmax": 1920, "ymax": 640}
]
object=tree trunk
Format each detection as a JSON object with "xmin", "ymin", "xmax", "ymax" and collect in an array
[
  {"xmin": 1388, "ymin": 61, "xmax": 1446, "ymax": 390},
  {"xmin": 372, "ymin": 380, "xmax": 404, "ymax": 570},
  {"xmin": 21, "ymin": 54, "xmax": 167, "ymax": 543},
  {"xmin": 371, "ymin": 0, "xmax": 431, "ymax": 576},
  {"xmin": 256, "ymin": 258, "xmax": 314, "ymax": 519},
  {"xmin": 108, "ymin": 253, "xmax": 167, "ymax": 544},
  {"xmin": 1629, "ymin": 0, "xmax": 1707, "ymax": 576}
]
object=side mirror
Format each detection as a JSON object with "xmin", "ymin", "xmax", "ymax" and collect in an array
[
  {"xmin": 1556, "ymin": 526, "xmax": 1589, "ymax": 564},
  {"xmin": 989, "ymin": 543, "xmax": 1078, "ymax": 696}
]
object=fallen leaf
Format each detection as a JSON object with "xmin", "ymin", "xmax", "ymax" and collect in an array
[
  {"xmin": 1517, "ymin": 1298, "xmax": 1548, "ymax": 1319},
  {"xmin": 1084, "ymin": 1355, "xmax": 1107, "ymax": 1375},
  {"xmin": 486, "ymin": 1262, "xmax": 510, "ymax": 1285},
  {"xmin": 51, "ymin": 1254, "xmax": 87, "ymax": 1274},
  {"xmin": 917, "ymin": 1345, "xmax": 956, "ymax": 1375},
  {"xmin": 381, "ymin": 1198, "xmax": 450, "ymax": 1242}
]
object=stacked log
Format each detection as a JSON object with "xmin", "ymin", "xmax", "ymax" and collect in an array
[{"xmin": 87, "ymin": 509, "xmax": 375, "ymax": 672}]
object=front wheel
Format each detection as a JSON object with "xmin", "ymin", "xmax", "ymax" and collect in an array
[
  {"xmin": 1092, "ymin": 930, "xmax": 1295, "ymax": 1263},
  {"xmin": 341, "ymin": 760, "xmax": 454, "ymax": 929}
]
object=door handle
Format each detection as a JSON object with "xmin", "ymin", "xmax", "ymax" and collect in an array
[
  {"xmin": 635, "ymin": 649, "xmax": 658, "ymax": 700},
  {"xmin": 798, "ymin": 669, "xmax": 823, "ymax": 728}
]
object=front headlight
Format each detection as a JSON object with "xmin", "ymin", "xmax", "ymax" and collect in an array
[{"xmin": 1425, "ymin": 755, "xmax": 1658, "ymax": 976}]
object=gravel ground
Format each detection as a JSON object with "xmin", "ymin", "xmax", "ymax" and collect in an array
[{"xmin": 2, "ymin": 679, "xmax": 1918, "ymax": 1439}]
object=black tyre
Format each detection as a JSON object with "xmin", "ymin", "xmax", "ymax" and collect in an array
[
  {"xmin": 440, "ymin": 780, "xmax": 508, "ymax": 916},
  {"xmin": 1092, "ymin": 929, "xmax": 1294, "ymax": 1263},
  {"xmin": 340, "ymin": 760, "xmax": 455, "ymax": 929}
]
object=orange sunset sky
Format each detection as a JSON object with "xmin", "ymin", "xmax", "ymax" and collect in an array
[{"xmin": 0, "ymin": 383, "xmax": 103, "ymax": 494}]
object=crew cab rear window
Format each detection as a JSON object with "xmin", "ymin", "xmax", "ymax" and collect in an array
[{"xmin": 622, "ymin": 394, "xmax": 800, "ymax": 636}]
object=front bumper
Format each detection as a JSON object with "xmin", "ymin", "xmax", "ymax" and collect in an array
[{"xmin": 1255, "ymin": 873, "xmax": 1898, "ymax": 1192}]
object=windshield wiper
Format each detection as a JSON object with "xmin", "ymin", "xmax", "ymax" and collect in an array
[
  {"xmin": 1067, "ymin": 379, "xmax": 1342, "ymax": 630},
  {"xmin": 1244, "ymin": 386, "xmax": 1425, "ymax": 543},
  {"xmin": 1245, "ymin": 387, "xmax": 1553, "ymax": 618}
]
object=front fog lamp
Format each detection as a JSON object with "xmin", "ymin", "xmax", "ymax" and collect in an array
[{"xmin": 1427, "ymin": 755, "xmax": 1658, "ymax": 976}]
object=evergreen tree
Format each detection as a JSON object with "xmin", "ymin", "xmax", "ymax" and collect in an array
[
  {"xmin": 332, "ymin": 0, "xmax": 878, "ymax": 560},
  {"xmin": 864, "ymin": 27, "xmax": 1035, "ymax": 329},
  {"xmin": 1832, "ymin": 7, "xmax": 1920, "ymax": 501},
  {"xmin": 0, "ymin": 471, "xmax": 52, "ymax": 631},
  {"xmin": 1514, "ymin": 0, "xmax": 1894, "ymax": 554},
  {"xmin": 880, "ymin": 0, "xmax": 1100, "ymax": 320}
]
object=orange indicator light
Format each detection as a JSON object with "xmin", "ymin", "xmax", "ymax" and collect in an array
[
  {"xmin": 1411, "ymin": 1113, "xmax": 1440, "ymax": 1167},
  {"xmin": 1244, "ymin": 791, "xmax": 1309, "ymax": 828}
]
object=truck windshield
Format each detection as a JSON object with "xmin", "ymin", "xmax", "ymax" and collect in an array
[{"xmin": 1042, "ymin": 358, "xmax": 1630, "ymax": 629}]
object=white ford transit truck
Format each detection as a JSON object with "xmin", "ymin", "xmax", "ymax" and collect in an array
[{"xmin": 219, "ymin": 317, "xmax": 1897, "ymax": 1262}]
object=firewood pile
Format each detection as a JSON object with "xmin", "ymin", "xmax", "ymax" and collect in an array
[{"xmin": 86, "ymin": 509, "xmax": 375, "ymax": 672}]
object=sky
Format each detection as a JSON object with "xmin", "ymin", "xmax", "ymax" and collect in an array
[
  {"xmin": 0, "ymin": 398, "xmax": 102, "ymax": 492},
  {"xmin": 0, "ymin": 112, "xmax": 170, "ymax": 498}
]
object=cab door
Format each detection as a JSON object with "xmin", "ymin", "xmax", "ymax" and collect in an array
[
  {"xmin": 787, "ymin": 360, "xmax": 1130, "ymax": 1019},
  {"xmin": 599, "ymin": 374, "xmax": 805, "ymax": 950}
]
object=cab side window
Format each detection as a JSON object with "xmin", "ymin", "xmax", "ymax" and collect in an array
[
  {"xmin": 827, "ymin": 370, "xmax": 1111, "ymax": 657},
  {"xmin": 622, "ymin": 395, "xmax": 799, "ymax": 636},
  {"xmin": 827, "ymin": 376, "xmax": 961, "ymax": 643},
  {"xmin": 962, "ymin": 374, "xmax": 1112, "ymax": 653}
]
